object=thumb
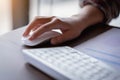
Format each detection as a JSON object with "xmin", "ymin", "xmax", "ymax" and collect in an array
[{"xmin": 51, "ymin": 31, "xmax": 73, "ymax": 45}]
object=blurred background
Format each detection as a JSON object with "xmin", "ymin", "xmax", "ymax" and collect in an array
[
  {"xmin": 0, "ymin": 0, "xmax": 119, "ymax": 35},
  {"xmin": 0, "ymin": 0, "xmax": 80, "ymax": 35}
]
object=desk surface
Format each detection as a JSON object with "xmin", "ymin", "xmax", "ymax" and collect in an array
[{"xmin": 0, "ymin": 25, "xmax": 110, "ymax": 80}]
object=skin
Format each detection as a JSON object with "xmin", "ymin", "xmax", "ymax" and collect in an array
[{"xmin": 23, "ymin": 5, "xmax": 104, "ymax": 45}]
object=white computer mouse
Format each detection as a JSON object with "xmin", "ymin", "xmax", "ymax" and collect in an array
[{"xmin": 22, "ymin": 29, "xmax": 62, "ymax": 46}]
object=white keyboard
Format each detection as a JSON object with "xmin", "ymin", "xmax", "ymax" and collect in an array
[{"xmin": 22, "ymin": 46, "xmax": 120, "ymax": 80}]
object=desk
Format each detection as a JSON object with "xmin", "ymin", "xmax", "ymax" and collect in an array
[{"xmin": 0, "ymin": 24, "xmax": 110, "ymax": 80}]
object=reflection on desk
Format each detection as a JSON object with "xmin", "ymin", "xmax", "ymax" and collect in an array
[{"xmin": 75, "ymin": 28, "xmax": 120, "ymax": 69}]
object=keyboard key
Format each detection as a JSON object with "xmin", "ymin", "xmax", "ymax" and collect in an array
[{"xmin": 23, "ymin": 46, "xmax": 120, "ymax": 80}]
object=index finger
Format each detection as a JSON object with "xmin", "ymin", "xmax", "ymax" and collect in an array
[
  {"xmin": 23, "ymin": 19, "xmax": 41, "ymax": 37},
  {"xmin": 29, "ymin": 18, "xmax": 69, "ymax": 40},
  {"xmin": 23, "ymin": 16, "xmax": 54, "ymax": 37}
]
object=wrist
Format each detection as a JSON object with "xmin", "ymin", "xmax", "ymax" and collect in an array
[
  {"xmin": 79, "ymin": 5, "xmax": 104, "ymax": 26},
  {"xmin": 70, "ymin": 5, "xmax": 104, "ymax": 29},
  {"xmin": 58, "ymin": 5, "xmax": 104, "ymax": 31}
]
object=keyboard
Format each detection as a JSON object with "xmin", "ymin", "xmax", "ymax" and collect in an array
[{"xmin": 22, "ymin": 46, "xmax": 120, "ymax": 80}]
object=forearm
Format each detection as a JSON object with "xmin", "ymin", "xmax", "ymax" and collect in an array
[
  {"xmin": 80, "ymin": 0, "xmax": 120, "ymax": 23},
  {"xmin": 71, "ymin": 5, "xmax": 104, "ymax": 29},
  {"xmin": 61, "ymin": 5, "xmax": 104, "ymax": 30}
]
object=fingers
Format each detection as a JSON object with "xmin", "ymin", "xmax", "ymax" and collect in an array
[
  {"xmin": 51, "ymin": 27, "xmax": 82, "ymax": 45},
  {"xmin": 23, "ymin": 18, "xmax": 41, "ymax": 37},
  {"xmin": 23, "ymin": 16, "xmax": 81, "ymax": 45},
  {"xmin": 29, "ymin": 18, "xmax": 69, "ymax": 40},
  {"xmin": 29, "ymin": 22, "xmax": 53, "ymax": 40},
  {"xmin": 51, "ymin": 30, "xmax": 76, "ymax": 45},
  {"xmin": 23, "ymin": 16, "xmax": 54, "ymax": 37},
  {"xmin": 32, "ymin": 24, "xmax": 42, "ymax": 31}
]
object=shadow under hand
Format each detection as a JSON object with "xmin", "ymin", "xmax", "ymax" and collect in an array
[{"xmin": 22, "ymin": 23, "xmax": 111, "ymax": 49}]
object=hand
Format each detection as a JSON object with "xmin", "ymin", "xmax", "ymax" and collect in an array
[
  {"xmin": 23, "ymin": 5, "xmax": 104, "ymax": 45},
  {"xmin": 23, "ymin": 16, "xmax": 83, "ymax": 45}
]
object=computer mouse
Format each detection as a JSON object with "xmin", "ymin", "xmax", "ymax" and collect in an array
[{"xmin": 22, "ymin": 29, "xmax": 62, "ymax": 46}]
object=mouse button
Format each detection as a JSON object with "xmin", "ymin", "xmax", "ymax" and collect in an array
[
  {"xmin": 21, "ymin": 36, "xmax": 29, "ymax": 42},
  {"xmin": 22, "ymin": 38, "xmax": 33, "ymax": 46}
]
